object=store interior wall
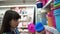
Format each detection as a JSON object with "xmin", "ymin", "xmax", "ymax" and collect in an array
[{"xmin": 0, "ymin": 0, "xmax": 35, "ymax": 5}]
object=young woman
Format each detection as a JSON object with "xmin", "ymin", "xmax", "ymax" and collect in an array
[{"xmin": 0, "ymin": 10, "xmax": 21, "ymax": 34}]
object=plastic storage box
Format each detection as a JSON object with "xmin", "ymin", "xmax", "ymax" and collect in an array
[
  {"xmin": 47, "ymin": 12, "xmax": 56, "ymax": 27},
  {"xmin": 54, "ymin": 8, "xmax": 60, "ymax": 32},
  {"xmin": 54, "ymin": 0, "xmax": 60, "ymax": 5},
  {"xmin": 36, "ymin": 2, "xmax": 43, "ymax": 8}
]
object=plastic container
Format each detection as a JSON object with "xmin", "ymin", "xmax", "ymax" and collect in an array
[
  {"xmin": 36, "ymin": 2, "xmax": 43, "ymax": 8},
  {"xmin": 35, "ymin": 22, "xmax": 45, "ymax": 32},
  {"xmin": 54, "ymin": 0, "xmax": 60, "ymax": 5},
  {"xmin": 47, "ymin": 12, "xmax": 56, "ymax": 28},
  {"xmin": 41, "ymin": 18, "xmax": 47, "ymax": 25},
  {"xmin": 28, "ymin": 23, "xmax": 35, "ymax": 33},
  {"xmin": 47, "ymin": 16, "xmax": 54, "ymax": 27},
  {"xmin": 54, "ymin": 8, "xmax": 60, "ymax": 32},
  {"xmin": 51, "ymin": 10, "xmax": 56, "ymax": 28},
  {"xmin": 54, "ymin": 3, "xmax": 60, "ymax": 9},
  {"xmin": 41, "ymin": 14, "xmax": 47, "ymax": 25}
]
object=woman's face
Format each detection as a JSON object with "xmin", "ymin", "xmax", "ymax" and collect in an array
[{"xmin": 10, "ymin": 19, "xmax": 20, "ymax": 28}]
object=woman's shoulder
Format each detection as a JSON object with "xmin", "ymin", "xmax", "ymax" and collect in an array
[
  {"xmin": 2, "ymin": 32, "xmax": 12, "ymax": 34},
  {"xmin": 2, "ymin": 33, "xmax": 7, "ymax": 34},
  {"xmin": 2, "ymin": 33, "xmax": 8, "ymax": 34}
]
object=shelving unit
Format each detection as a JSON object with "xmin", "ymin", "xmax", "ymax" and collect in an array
[
  {"xmin": 42, "ymin": 0, "xmax": 60, "ymax": 33},
  {"xmin": 36, "ymin": 0, "xmax": 52, "ymax": 23},
  {"xmin": 0, "ymin": 5, "xmax": 36, "ymax": 7},
  {"xmin": 36, "ymin": 0, "xmax": 60, "ymax": 34}
]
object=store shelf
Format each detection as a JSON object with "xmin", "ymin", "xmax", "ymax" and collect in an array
[
  {"xmin": 18, "ymin": 29, "xmax": 28, "ymax": 33},
  {"xmin": 0, "ymin": 5, "xmax": 36, "ymax": 7},
  {"xmin": 18, "ymin": 28, "xmax": 28, "ymax": 33},
  {"xmin": 19, "ymin": 14, "xmax": 29, "ymax": 16},
  {"xmin": 21, "ymin": 27, "xmax": 28, "ymax": 29},
  {"xmin": 44, "ymin": 25, "xmax": 60, "ymax": 34},
  {"xmin": 42, "ymin": 0, "xmax": 52, "ymax": 9},
  {"xmin": 20, "ymin": 20, "xmax": 30, "ymax": 22}
]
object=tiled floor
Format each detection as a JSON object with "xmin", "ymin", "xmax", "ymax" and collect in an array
[{"xmin": 20, "ymin": 33, "xmax": 28, "ymax": 34}]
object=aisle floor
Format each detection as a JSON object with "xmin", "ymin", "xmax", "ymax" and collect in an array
[{"xmin": 20, "ymin": 32, "xmax": 28, "ymax": 34}]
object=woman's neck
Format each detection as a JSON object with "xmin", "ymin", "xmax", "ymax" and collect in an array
[
  {"xmin": 11, "ymin": 27, "xmax": 15, "ymax": 31},
  {"xmin": 10, "ymin": 27, "xmax": 16, "ymax": 34}
]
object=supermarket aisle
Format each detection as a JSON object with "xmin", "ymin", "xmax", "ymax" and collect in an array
[{"xmin": 0, "ymin": 0, "xmax": 60, "ymax": 34}]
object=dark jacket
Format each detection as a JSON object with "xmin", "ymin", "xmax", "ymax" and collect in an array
[{"xmin": 3, "ymin": 28, "xmax": 20, "ymax": 34}]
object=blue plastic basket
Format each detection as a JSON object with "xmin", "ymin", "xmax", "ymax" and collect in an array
[
  {"xmin": 54, "ymin": 0, "xmax": 60, "ymax": 5},
  {"xmin": 35, "ymin": 22, "xmax": 45, "ymax": 32},
  {"xmin": 54, "ymin": 8, "xmax": 60, "ymax": 16},
  {"xmin": 54, "ymin": 8, "xmax": 60, "ymax": 32}
]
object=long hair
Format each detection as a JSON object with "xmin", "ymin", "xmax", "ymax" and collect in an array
[{"xmin": 0, "ymin": 10, "xmax": 21, "ymax": 33}]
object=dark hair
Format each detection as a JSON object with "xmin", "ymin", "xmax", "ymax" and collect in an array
[{"xmin": 0, "ymin": 10, "xmax": 21, "ymax": 33}]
